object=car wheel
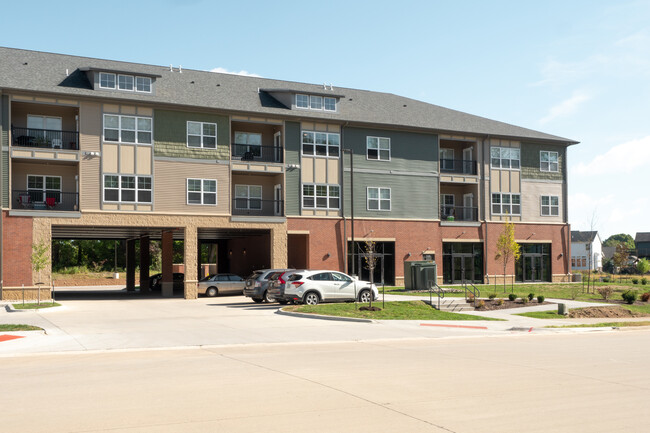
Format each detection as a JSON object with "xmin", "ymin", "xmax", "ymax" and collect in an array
[
  {"xmin": 359, "ymin": 289, "xmax": 371, "ymax": 303},
  {"xmin": 277, "ymin": 299, "xmax": 289, "ymax": 305},
  {"xmin": 263, "ymin": 290, "xmax": 274, "ymax": 303},
  {"xmin": 303, "ymin": 292, "xmax": 320, "ymax": 305},
  {"xmin": 252, "ymin": 298, "xmax": 263, "ymax": 303},
  {"xmin": 206, "ymin": 287, "xmax": 218, "ymax": 297}
]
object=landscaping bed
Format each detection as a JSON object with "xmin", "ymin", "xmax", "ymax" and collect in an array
[
  {"xmin": 568, "ymin": 306, "xmax": 648, "ymax": 319},
  {"xmin": 473, "ymin": 299, "xmax": 551, "ymax": 311}
]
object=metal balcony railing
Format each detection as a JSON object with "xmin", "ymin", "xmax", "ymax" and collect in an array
[
  {"xmin": 12, "ymin": 190, "xmax": 79, "ymax": 211},
  {"xmin": 11, "ymin": 127, "xmax": 79, "ymax": 150},
  {"xmin": 231, "ymin": 143, "xmax": 283, "ymax": 163},
  {"xmin": 440, "ymin": 206, "xmax": 478, "ymax": 221},
  {"xmin": 440, "ymin": 159, "xmax": 477, "ymax": 175},
  {"xmin": 232, "ymin": 199, "xmax": 284, "ymax": 216}
]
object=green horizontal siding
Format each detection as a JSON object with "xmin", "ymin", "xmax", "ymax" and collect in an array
[
  {"xmin": 154, "ymin": 109, "xmax": 229, "ymax": 160},
  {"xmin": 285, "ymin": 121, "xmax": 301, "ymax": 216},
  {"xmin": 521, "ymin": 142, "xmax": 565, "ymax": 181},
  {"xmin": 343, "ymin": 172, "xmax": 438, "ymax": 219},
  {"xmin": 343, "ymin": 127, "xmax": 438, "ymax": 173}
]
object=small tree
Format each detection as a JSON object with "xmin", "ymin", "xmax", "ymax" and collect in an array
[
  {"xmin": 494, "ymin": 218, "xmax": 520, "ymax": 293},
  {"xmin": 612, "ymin": 243, "xmax": 630, "ymax": 274},
  {"xmin": 362, "ymin": 241, "xmax": 378, "ymax": 308},
  {"xmin": 637, "ymin": 258, "xmax": 650, "ymax": 275},
  {"xmin": 31, "ymin": 241, "xmax": 50, "ymax": 305}
]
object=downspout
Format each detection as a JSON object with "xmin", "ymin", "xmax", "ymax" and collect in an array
[{"xmin": 483, "ymin": 135, "xmax": 490, "ymax": 283}]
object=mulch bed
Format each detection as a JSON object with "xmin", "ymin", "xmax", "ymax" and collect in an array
[
  {"xmin": 473, "ymin": 299, "xmax": 551, "ymax": 311},
  {"xmin": 567, "ymin": 306, "xmax": 647, "ymax": 319}
]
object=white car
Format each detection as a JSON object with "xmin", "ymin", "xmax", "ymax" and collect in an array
[{"xmin": 268, "ymin": 270, "xmax": 378, "ymax": 305}]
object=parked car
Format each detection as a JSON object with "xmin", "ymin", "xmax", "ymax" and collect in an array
[
  {"xmin": 244, "ymin": 269, "xmax": 294, "ymax": 303},
  {"xmin": 268, "ymin": 270, "xmax": 378, "ymax": 305},
  {"xmin": 197, "ymin": 273, "xmax": 246, "ymax": 297},
  {"xmin": 149, "ymin": 273, "xmax": 185, "ymax": 291}
]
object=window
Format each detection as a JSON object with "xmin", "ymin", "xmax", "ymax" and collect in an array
[
  {"xmin": 99, "ymin": 72, "xmax": 116, "ymax": 89},
  {"xmin": 187, "ymin": 121, "xmax": 217, "ymax": 149},
  {"xmin": 302, "ymin": 184, "xmax": 340, "ymax": 209},
  {"xmin": 301, "ymin": 131, "xmax": 340, "ymax": 157},
  {"xmin": 103, "ymin": 114, "xmax": 152, "ymax": 144},
  {"xmin": 571, "ymin": 257, "xmax": 576, "ymax": 267},
  {"xmin": 233, "ymin": 131, "xmax": 262, "ymax": 157},
  {"xmin": 440, "ymin": 148, "xmax": 454, "ymax": 171},
  {"xmin": 490, "ymin": 147, "xmax": 520, "ymax": 169},
  {"xmin": 187, "ymin": 179, "xmax": 217, "ymax": 205},
  {"xmin": 441, "ymin": 194, "xmax": 455, "ymax": 217},
  {"xmin": 582, "ymin": 257, "xmax": 587, "ymax": 267},
  {"xmin": 118, "ymin": 74, "xmax": 134, "ymax": 91},
  {"xmin": 540, "ymin": 151, "xmax": 559, "ymax": 172},
  {"xmin": 27, "ymin": 175, "xmax": 61, "ymax": 203},
  {"xmin": 235, "ymin": 185, "xmax": 262, "ymax": 210},
  {"xmin": 103, "ymin": 175, "xmax": 152, "ymax": 203},
  {"xmin": 541, "ymin": 195, "xmax": 559, "ymax": 216},
  {"xmin": 367, "ymin": 187, "xmax": 391, "ymax": 211},
  {"xmin": 295, "ymin": 94, "xmax": 337, "ymax": 111},
  {"xmin": 135, "ymin": 76, "xmax": 152, "ymax": 93},
  {"xmin": 367, "ymin": 137, "xmax": 390, "ymax": 161},
  {"xmin": 491, "ymin": 193, "xmax": 521, "ymax": 215}
]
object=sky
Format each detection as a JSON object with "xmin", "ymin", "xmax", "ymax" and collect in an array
[{"xmin": 2, "ymin": 0, "xmax": 649, "ymax": 240}]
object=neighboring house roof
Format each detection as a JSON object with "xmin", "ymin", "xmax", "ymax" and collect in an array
[
  {"xmin": 602, "ymin": 246, "xmax": 616, "ymax": 259},
  {"xmin": 571, "ymin": 231, "xmax": 599, "ymax": 243},
  {"xmin": 635, "ymin": 232, "xmax": 650, "ymax": 243},
  {"xmin": 0, "ymin": 46, "xmax": 579, "ymax": 145}
]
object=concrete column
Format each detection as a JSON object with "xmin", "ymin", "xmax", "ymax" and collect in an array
[
  {"xmin": 126, "ymin": 239, "xmax": 136, "ymax": 292},
  {"xmin": 270, "ymin": 226, "xmax": 288, "ymax": 269},
  {"xmin": 161, "ymin": 231, "xmax": 173, "ymax": 297},
  {"xmin": 139, "ymin": 236, "xmax": 150, "ymax": 293},
  {"xmin": 184, "ymin": 225, "xmax": 198, "ymax": 299}
]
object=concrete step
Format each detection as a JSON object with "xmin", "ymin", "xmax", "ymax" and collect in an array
[{"xmin": 426, "ymin": 298, "xmax": 476, "ymax": 312}]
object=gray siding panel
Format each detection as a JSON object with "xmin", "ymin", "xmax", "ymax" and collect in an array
[
  {"xmin": 521, "ymin": 142, "xmax": 565, "ymax": 181},
  {"xmin": 1, "ymin": 95, "xmax": 8, "ymax": 208},
  {"xmin": 285, "ymin": 121, "xmax": 301, "ymax": 216}
]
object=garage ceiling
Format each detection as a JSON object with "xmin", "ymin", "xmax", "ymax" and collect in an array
[{"xmin": 51, "ymin": 225, "xmax": 270, "ymax": 240}]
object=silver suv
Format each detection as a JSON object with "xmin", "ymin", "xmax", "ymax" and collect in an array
[
  {"xmin": 243, "ymin": 269, "xmax": 293, "ymax": 303},
  {"xmin": 269, "ymin": 270, "xmax": 378, "ymax": 305}
]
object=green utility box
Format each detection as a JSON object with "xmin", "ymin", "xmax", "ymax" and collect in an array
[{"xmin": 404, "ymin": 261, "xmax": 437, "ymax": 290}]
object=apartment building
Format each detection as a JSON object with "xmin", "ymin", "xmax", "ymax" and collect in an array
[{"xmin": 0, "ymin": 47, "xmax": 577, "ymax": 300}]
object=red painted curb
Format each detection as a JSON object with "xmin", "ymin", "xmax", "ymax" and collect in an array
[
  {"xmin": 420, "ymin": 323, "xmax": 488, "ymax": 330},
  {"xmin": 0, "ymin": 335, "xmax": 24, "ymax": 342}
]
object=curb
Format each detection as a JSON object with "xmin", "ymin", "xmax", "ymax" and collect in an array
[{"xmin": 275, "ymin": 308, "xmax": 374, "ymax": 323}]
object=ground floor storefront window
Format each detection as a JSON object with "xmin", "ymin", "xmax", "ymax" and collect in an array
[
  {"xmin": 516, "ymin": 243, "xmax": 551, "ymax": 282},
  {"xmin": 348, "ymin": 241, "xmax": 395, "ymax": 285},
  {"xmin": 442, "ymin": 242, "xmax": 483, "ymax": 284}
]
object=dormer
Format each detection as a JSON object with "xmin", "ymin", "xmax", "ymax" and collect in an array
[
  {"xmin": 261, "ymin": 88, "xmax": 344, "ymax": 113},
  {"xmin": 80, "ymin": 67, "xmax": 162, "ymax": 95}
]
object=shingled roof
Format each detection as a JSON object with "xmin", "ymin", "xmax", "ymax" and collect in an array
[
  {"xmin": 635, "ymin": 233, "xmax": 650, "ymax": 243},
  {"xmin": 0, "ymin": 47, "xmax": 578, "ymax": 144},
  {"xmin": 571, "ymin": 231, "xmax": 599, "ymax": 243}
]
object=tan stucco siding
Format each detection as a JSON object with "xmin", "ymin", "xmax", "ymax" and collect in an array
[
  {"xmin": 521, "ymin": 181, "xmax": 564, "ymax": 223},
  {"xmin": 79, "ymin": 101, "xmax": 101, "ymax": 210}
]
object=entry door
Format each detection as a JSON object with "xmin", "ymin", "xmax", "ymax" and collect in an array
[
  {"xmin": 453, "ymin": 256, "xmax": 473, "ymax": 283},
  {"xmin": 462, "ymin": 147, "xmax": 473, "ymax": 173},
  {"xmin": 523, "ymin": 256, "xmax": 543, "ymax": 282},
  {"xmin": 274, "ymin": 184, "xmax": 282, "ymax": 216},
  {"xmin": 274, "ymin": 131, "xmax": 282, "ymax": 162},
  {"xmin": 463, "ymin": 193, "xmax": 473, "ymax": 221}
]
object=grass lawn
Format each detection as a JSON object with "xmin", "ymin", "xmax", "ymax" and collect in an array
[
  {"xmin": 622, "ymin": 304, "xmax": 650, "ymax": 315},
  {"xmin": 546, "ymin": 321, "xmax": 650, "ymax": 328},
  {"xmin": 284, "ymin": 300, "xmax": 502, "ymax": 321},
  {"xmin": 0, "ymin": 324, "xmax": 42, "ymax": 331},
  {"xmin": 516, "ymin": 310, "xmax": 567, "ymax": 319},
  {"xmin": 12, "ymin": 302, "xmax": 61, "ymax": 310}
]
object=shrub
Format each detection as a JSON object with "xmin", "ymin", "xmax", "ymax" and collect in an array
[
  {"xmin": 496, "ymin": 298, "xmax": 504, "ymax": 306},
  {"xmin": 537, "ymin": 295, "xmax": 545, "ymax": 303},
  {"xmin": 521, "ymin": 297, "xmax": 529, "ymax": 304},
  {"xmin": 642, "ymin": 278, "xmax": 648, "ymax": 285},
  {"xmin": 528, "ymin": 293, "xmax": 535, "ymax": 301},
  {"xmin": 632, "ymin": 278, "xmax": 639, "ymax": 285},
  {"xmin": 477, "ymin": 300, "xmax": 485, "ymax": 308},
  {"xmin": 603, "ymin": 277, "xmax": 611, "ymax": 283},
  {"xmin": 622, "ymin": 290, "xmax": 637, "ymax": 305},
  {"xmin": 467, "ymin": 293, "xmax": 475, "ymax": 302},
  {"xmin": 488, "ymin": 293, "xmax": 497, "ymax": 300},
  {"xmin": 641, "ymin": 292, "xmax": 650, "ymax": 302},
  {"xmin": 508, "ymin": 293, "xmax": 517, "ymax": 301},
  {"xmin": 597, "ymin": 287, "xmax": 613, "ymax": 301},
  {"xmin": 637, "ymin": 258, "xmax": 650, "ymax": 275}
]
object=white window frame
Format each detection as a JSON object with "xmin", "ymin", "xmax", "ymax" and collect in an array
[
  {"xmin": 234, "ymin": 185, "xmax": 262, "ymax": 210},
  {"xmin": 491, "ymin": 193, "xmax": 521, "ymax": 215},
  {"xmin": 295, "ymin": 94, "xmax": 337, "ymax": 112},
  {"xmin": 103, "ymin": 174, "xmax": 152, "ymax": 203},
  {"xmin": 99, "ymin": 72, "xmax": 116, "ymax": 89},
  {"xmin": 540, "ymin": 195, "xmax": 559, "ymax": 216},
  {"xmin": 187, "ymin": 121, "xmax": 217, "ymax": 149},
  {"xmin": 366, "ymin": 136, "xmax": 391, "ymax": 161},
  {"xmin": 367, "ymin": 187, "xmax": 391, "ymax": 211},
  {"xmin": 540, "ymin": 151, "xmax": 559, "ymax": 172},
  {"xmin": 135, "ymin": 76, "xmax": 152, "ymax": 93},
  {"xmin": 490, "ymin": 147, "xmax": 520, "ymax": 170},
  {"xmin": 27, "ymin": 174, "xmax": 62, "ymax": 203},
  {"xmin": 301, "ymin": 131, "xmax": 340, "ymax": 158},
  {"xmin": 324, "ymin": 97, "xmax": 337, "ymax": 111},
  {"xmin": 296, "ymin": 94, "xmax": 310, "ymax": 108},
  {"xmin": 440, "ymin": 193, "xmax": 455, "ymax": 217},
  {"xmin": 233, "ymin": 131, "xmax": 262, "ymax": 157},
  {"xmin": 103, "ymin": 114, "xmax": 152, "ymax": 144},
  {"xmin": 187, "ymin": 178, "xmax": 217, "ymax": 206},
  {"xmin": 302, "ymin": 183, "xmax": 340, "ymax": 210},
  {"xmin": 118, "ymin": 74, "xmax": 134, "ymax": 91}
]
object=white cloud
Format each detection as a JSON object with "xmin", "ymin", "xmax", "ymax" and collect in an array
[
  {"xmin": 210, "ymin": 67, "xmax": 261, "ymax": 77},
  {"xmin": 574, "ymin": 135, "xmax": 650, "ymax": 175},
  {"xmin": 539, "ymin": 91, "xmax": 590, "ymax": 124}
]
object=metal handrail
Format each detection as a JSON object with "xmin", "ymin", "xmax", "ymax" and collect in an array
[
  {"xmin": 464, "ymin": 282, "xmax": 480, "ymax": 305},
  {"xmin": 428, "ymin": 280, "xmax": 445, "ymax": 310}
]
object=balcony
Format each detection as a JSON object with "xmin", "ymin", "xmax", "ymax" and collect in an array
[
  {"xmin": 440, "ymin": 206, "xmax": 478, "ymax": 222},
  {"xmin": 440, "ymin": 159, "xmax": 477, "ymax": 175},
  {"xmin": 232, "ymin": 199, "xmax": 284, "ymax": 217},
  {"xmin": 11, "ymin": 127, "xmax": 79, "ymax": 150},
  {"xmin": 231, "ymin": 144, "xmax": 283, "ymax": 163},
  {"xmin": 12, "ymin": 190, "xmax": 79, "ymax": 212}
]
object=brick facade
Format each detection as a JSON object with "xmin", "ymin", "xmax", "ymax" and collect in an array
[{"xmin": 2, "ymin": 211, "xmax": 33, "ymax": 287}]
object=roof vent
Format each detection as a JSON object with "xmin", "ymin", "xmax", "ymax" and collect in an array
[
  {"xmin": 23, "ymin": 62, "xmax": 28, "ymax": 65},
  {"xmin": 170, "ymin": 64, "xmax": 173, "ymax": 72},
  {"xmin": 179, "ymin": 65, "xmax": 182, "ymax": 74}
]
